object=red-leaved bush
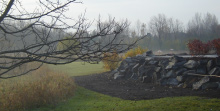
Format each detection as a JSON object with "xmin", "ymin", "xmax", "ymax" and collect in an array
[
  {"xmin": 212, "ymin": 38, "xmax": 220, "ymax": 55},
  {"xmin": 187, "ymin": 38, "xmax": 220, "ymax": 56},
  {"xmin": 187, "ymin": 39, "xmax": 213, "ymax": 55}
]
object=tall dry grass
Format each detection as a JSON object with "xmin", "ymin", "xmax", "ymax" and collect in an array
[{"xmin": 0, "ymin": 65, "xmax": 75, "ymax": 111}]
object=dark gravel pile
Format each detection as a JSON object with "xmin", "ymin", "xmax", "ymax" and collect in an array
[{"xmin": 74, "ymin": 72, "xmax": 220, "ymax": 100}]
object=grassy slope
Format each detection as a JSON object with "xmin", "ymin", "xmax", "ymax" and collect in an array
[{"xmin": 33, "ymin": 62, "xmax": 220, "ymax": 111}]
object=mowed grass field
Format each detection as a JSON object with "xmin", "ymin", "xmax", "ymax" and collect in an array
[
  {"xmin": 31, "ymin": 62, "xmax": 220, "ymax": 111},
  {"xmin": 49, "ymin": 62, "xmax": 106, "ymax": 76}
]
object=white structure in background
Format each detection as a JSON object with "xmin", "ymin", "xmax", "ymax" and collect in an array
[
  {"xmin": 170, "ymin": 49, "xmax": 174, "ymax": 54},
  {"xmin": 157, "ymin": 50, "xmax": 162, "ymax": 55}
]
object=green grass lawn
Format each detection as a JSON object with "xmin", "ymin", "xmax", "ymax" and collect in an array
[
  {"xmin": 34, "ymin": 62, "xmax": 220, "ymax": 111},
  {"xmin": 49, "ymin": 62, "xmax": 106, "ymax": 76},
  {"xmin": 32, "ymin": 87, "xmax": 220, "ymax": 111}
]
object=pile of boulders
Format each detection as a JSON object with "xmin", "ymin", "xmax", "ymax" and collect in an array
[{"xmin": 112, "ymin": 51, "xmax": 220, "ymax": 90}]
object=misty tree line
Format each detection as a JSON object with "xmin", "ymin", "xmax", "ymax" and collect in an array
[
  {"xmin": 2, "ymin": 12, "xmax": 219, "ymax": 53},
  {"xmin": 135, "ymin": 12, "xmax": 220, "ymax": 51},
  {"xmin": 70, "ymin": 12, "xmax": 220, "ymax": 52}
]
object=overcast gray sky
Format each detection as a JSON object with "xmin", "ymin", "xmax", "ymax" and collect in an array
[
  {"xmin": 70, "ymin": 0, "xmax": 220, "ymax": 26},
  {"xmin": 24, "ymin": 0, "xmax": 220, "ymax": 28}
]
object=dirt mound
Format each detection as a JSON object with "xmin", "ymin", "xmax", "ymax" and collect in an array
[{"xmin": 74, "ymin": 72, "xmax": 220, "ymax": 100}]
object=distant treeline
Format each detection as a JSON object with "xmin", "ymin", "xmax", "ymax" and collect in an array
[
  {"xmin": 134, "ymin": 13, "xmax": 220, "ymax": 51},
  {"xmin": 139, "ymin": 13, "xmax": 220, "ymax": 50},
  {"xmin": 1, "ymin": 13, "xmax": 219, "ymax": 53},
  {"xmin": 88, "ymin": 13, "xmax": 220, "ymax": 52}
]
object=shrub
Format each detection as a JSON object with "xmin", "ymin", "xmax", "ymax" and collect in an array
[
  {"xmin": 123, "ymin": 46, "xmax": 148, "ymax": 59},
  {"xmin": 0, "ymin": 66, "xmax": 75, "ymax": 111},
  {"xmin": 212, "ymin": 38, "xmax": 220, "ymax": 55},
  {"xmin": 102, "ymin": 50, "xmax": 121, "ymax": 71},
  {"xmin": 187, "ymin": 39, "xmax": 212, "ymax": 55}
]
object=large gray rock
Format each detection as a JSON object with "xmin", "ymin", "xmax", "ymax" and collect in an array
[
  {"xmin": 207, "ymin": 60, "xmax": 215, "ymax": 71},
  {"xmin": 124, "ymin": 57, "xmax": 133, "ymax": 63},
  {"xmin": 159, "ymin": 60, "xmax": 169, "ymax": 68},
  {"xmin": 132, "ymin": 63, "xmax": 140, "ymax": 74},
  {"xmin": 167, "ymin": 78, "xmax": 179, "ymax": 86},
  {"xmin": 196, "ymin": 67, "xmax": 207, "ymax": 74},
  {"xmin": 164, "ymin": 70, "xmax": 176, "ymax": 78},
  {"xmin": 176, "ymin": 76, "xmax": 184, "ymax": 82},
  {"xmin": 111, "ymin": 69, "xmax": 118, "ymax": 75},
  {"xmin": 217, "ymin": 82, "xmax": 220, "ymax": 89},
  {"xmin": 137, "ymin": 65, "xmax": 146, "ymax": 77},
  {"xmin": 192, "ymin": 77, "xmax": 210, "ymax": 90},
  {"xmin": 113, "ymin": 53, "xmax": 220, "ymax": 91},
  {"xmin": 114, "ymin": 72, "xmax": 124, "ymax": 80},
  {"xmin": 165, "ymin": 62, "xmax": 175, "ymax": 70},
  {"xmin": 215, "ymin": 58, "xmax": 220, "ymax": 66},
  {"xmin": 166, "ymin": 61, "xmax": 187, "ymax": 70},
  {"xmin": 131, "ymin": 63, "xmax": 141, "ymax": 79},
  {"xmin": 145, "ymin": 66, "xmax": 156, "ymax": 76},
  {"xmin": 155, "ymin": 67, "xmax": 162, "ymax": 72},
  {"xmin": 145, "ymin": 57, "xmax": 154, "ymax": 61},
  {"xmin": 117, "ymin": 57, "xmax": 138, "ymax": 79},
  {"xmin": 118, "ymin": 63, "xmax": 133, "ymax": 74},
  {"xmin": 138, "ymin": 66, "xmax": 156, "ymax": 78},
  {"xmin": 176, "ymin": 68, "xmax": 187, "ymax": 76},
  {"xmin": 152, "ymin": 72, "xmax": 158, "ymax": 84},
  {"xmin": 173, "ymin": 61, "xmax": 187, "ymax": 69},
  {"xmin": 134, "ymin": 55, "xmax": 146, "ymax": 64},
  {"xmin": 121, "ymin": 64, "xmax": 136, "ymax": 79},
  {"xmin": 160, "ymin": 78, "xmax": 168, "ymax": 86},
  {"xmin": 139, "ymin": 58, "xmax": 146, "ymax": 65},
  {"xmin": 142, "ymin": 76, "xmax": 151, "ymax": 83},
  {"xmin": 117, "ymin": 61, "xmax": 128, "ymax": 71},
  {"xmin": 160, "ymin": 69, "xmax": 167, "ymax": 78},
  {"xmin": 146, "ymin": 50, "xmax": 154, "ymax": 56},
  {"xmin": 160, "ymin": 78, "xmax": 179, "ymax": 86},
  {"xmin": 208, "ymin": 67, "xmax": 220, "ymax": 75},
  {"xmin": 148, "ymin": 60, "xmax": 159, "ymax": 65},
  {"xmin": 196, "ymin": 60, "xmax": 208, "ymax": 74},
  {"xmin": 184, "ymin": 60, "xmax": 199, "ymax": 69},
  {"xmin": 119, "ymin": 69, "xmax": 126, "ymax": 73},
  {"xmin": 202, "ymin": 82, "xmax": 219, "ymax": 90},
  {"xmin": 141, "ymin": 67, "xmax": 158, "ymax": 83},
  {"xmin": 183, "ymin": 76, "xmax": 201, "ymax": 88},
  {"xmin": 169, "ymin": 55, "xmax": 185, "ymax": 63},
  {"xmin": 196, "ymin": 65, "xmax": 207, "ymax": 74},
  {"xmin": 198, "ymin": 60, "xmax": 208, "ymax": 66},
  {"xmin": 183, "ymin": 70, "xmax": 196, "ymax": 75}
]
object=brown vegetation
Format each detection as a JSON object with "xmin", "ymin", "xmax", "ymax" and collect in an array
[{"xmin": 0, "ymin": 66, "xmax": 75, "ymax": 111}]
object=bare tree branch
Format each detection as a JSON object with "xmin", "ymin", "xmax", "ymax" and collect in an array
[
  {"xmin": 0, "ymin": 0, "xmax": 142, "ymax": 79},
  {"xmin": 0, "ymin": 0, "xmax": 14, "ymax": 23}
]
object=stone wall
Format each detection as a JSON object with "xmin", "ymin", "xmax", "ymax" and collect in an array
[{"xmin": 112, "ymin": 51, "xmax": 220, "ymax": 90}]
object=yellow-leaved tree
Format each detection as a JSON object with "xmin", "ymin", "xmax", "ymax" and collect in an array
[
  {"xmin": 102, "ymin": 50, "xmax": 121, "ymax": 71},
  {"xmin": 123, "ymin": 46, "xmax": 147, "ymax": 59},
  {"xmin": 102, "ymin": 46, "xmax": 147, "ymax": 71}
]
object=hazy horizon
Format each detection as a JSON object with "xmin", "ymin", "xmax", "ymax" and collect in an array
[
  {"xmin": 71, "ymin": 0, "xmax": 220, "ymax": 27},
  {"xmin": 22, "ymin": 0, "xmax": 220, "ymax": 28}
]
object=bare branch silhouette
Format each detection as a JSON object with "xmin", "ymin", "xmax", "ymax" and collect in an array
[{"xmin": 0, "ymin": 0, "xmax": 142, "ymax": 79}]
